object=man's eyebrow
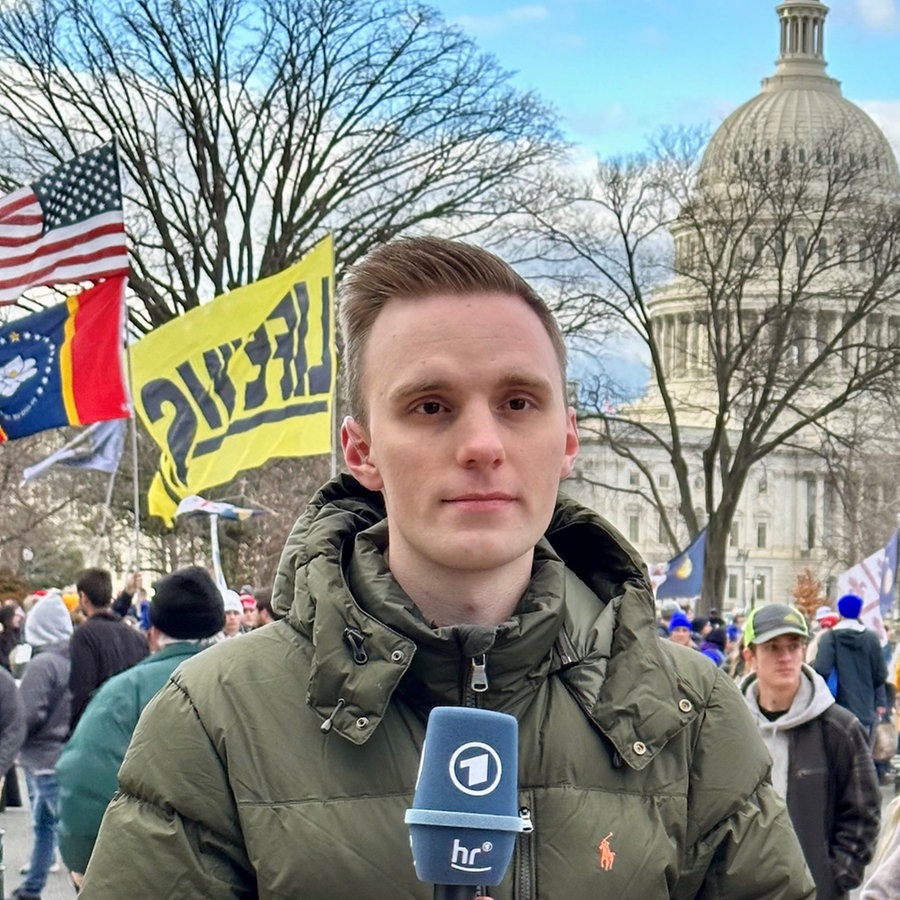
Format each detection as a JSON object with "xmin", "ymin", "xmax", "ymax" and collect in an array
[{"xmin": 388, "ymin": 371, "xmax": 555, "ymax": 402}]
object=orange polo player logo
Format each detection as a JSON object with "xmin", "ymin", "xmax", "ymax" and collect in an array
[{"xmin": 598, "ymin": 832, "xmax": 616, "ymax": 871}]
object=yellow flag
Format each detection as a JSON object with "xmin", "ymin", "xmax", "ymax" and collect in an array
[{"xmin": 130, "ymin": 237, "xmax": 335, "ymax": 525}]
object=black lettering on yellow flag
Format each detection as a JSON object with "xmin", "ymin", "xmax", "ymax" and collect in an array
[{"xmin": 130, "ymin": 237, "xmax": 334, "ymax": 525}]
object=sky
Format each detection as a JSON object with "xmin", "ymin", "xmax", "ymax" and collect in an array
[{"xmin": 427, "ymin": 0, "xmax": 900, "ymax": 160}]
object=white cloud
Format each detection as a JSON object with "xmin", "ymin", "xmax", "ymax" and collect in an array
[
  {"xmin": 454, "ymin": 5, "xmax": 549, "ymax": 37},
  {"xmin": 856, "ymin": 0, "xmax": 900, "ymax": 30}
]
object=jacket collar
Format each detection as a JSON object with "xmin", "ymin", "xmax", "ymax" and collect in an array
[{"xmin": 277, "ymin": 475, "xmax": 696, "ymax": 762}]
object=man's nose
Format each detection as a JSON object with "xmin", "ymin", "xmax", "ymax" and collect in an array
[{"xmin": 455, "ymin": 404, "xmax": 505, "ymax": 468}]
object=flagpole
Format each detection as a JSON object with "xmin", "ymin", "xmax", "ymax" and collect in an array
[
  {"xmin": 209, "ymin": 513, "xmax": 227, "ymax": 590},
  {"xmin": 97, "ymin": 465, "xmax": 119, "ymax": 565},
  {"xmin": 125, "ymin": 341, "xmax": 142, "ymax": 572}
]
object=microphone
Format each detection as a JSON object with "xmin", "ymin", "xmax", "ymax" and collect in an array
[{"xmin": 405, "ymin": 707, "xmax": 526, "ymax": 898}]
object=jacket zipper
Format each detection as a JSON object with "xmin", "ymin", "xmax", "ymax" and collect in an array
[
  {"xmin": 516, "ymin": 802, "xmax": 535, "ymax": 899},
  {"xmin": 463, "ymin": 653, "xmax": 490, "ymax": 706}
]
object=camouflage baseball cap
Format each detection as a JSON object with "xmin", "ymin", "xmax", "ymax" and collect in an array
[{"xmin": 744, "ymin": 604, "xmax": 809, "ymax": 646}]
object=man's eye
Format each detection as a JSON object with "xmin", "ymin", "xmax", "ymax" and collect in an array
[
  {"xmin": 420, "ymin": 401, "xmax": 443, "ymax": 415},
  {"xmin": 508, "ymin": 398, "xmax": 529, "ymax": 410}
]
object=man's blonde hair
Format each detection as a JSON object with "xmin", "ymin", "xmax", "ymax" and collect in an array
[{"xmin": 339, "ymin": 236, "xmax": 568, "ymax": 421}]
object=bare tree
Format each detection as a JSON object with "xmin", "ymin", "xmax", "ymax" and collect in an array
[
  {"xmin": 0, "ymin": 0, "xmax": 561, "ymax": 331},
  {"xmin": 518, "ymin": 127, "xmax": 900, "ymax": 612}
]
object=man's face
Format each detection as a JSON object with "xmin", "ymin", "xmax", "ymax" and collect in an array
[
  {"xmin": 750, "ymin": 634, "xmax": 805, "ymax": 693},
  {"xmin": 224, "ymin": 610, "xmax": 243, "ymax": 636},
  {"xmin": 669, "ymin": 626, "xmax": 693, "ymax": 647},
  {"xmin": 342, "ymin": 291, "xmax": 578, "ymax": 582}
]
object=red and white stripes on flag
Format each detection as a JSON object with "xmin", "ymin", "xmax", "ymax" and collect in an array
[{"xmin": 0, "ymin": 142, "xmax": 128, "ymax": 306}]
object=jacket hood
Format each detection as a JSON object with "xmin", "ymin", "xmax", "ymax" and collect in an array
[
  {"xmin": 25, "ymin": 591, "xmax": 74, "ymax": 646},
  {"xmin": 741, "ymin": 664, "xmax": 834, "ymax": 732},
  {"xmin": 273, "ymin": 474, "xmax": 693, "ymax": 767}
]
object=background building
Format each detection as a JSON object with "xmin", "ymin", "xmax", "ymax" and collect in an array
[{"xmin": 569, "ymin": 0, "xmax": 900, "ymax": 611}]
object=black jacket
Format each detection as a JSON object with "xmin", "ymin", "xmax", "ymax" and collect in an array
[
  {"xmin": 813, "ymin": 624, "xmax": 887, "ymax": 729},
  {"xmin": 68, "ymin": 612, "xmax": 148, "ymax": 730}
]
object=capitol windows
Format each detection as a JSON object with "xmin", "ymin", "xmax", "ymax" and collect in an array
[
  {"xmin": 756, "ymin": 521, "xmax": 768, "ymax": 549},
  {"xmin": 781, "ymin": 146, "xmax": 790, "ymax": 163},
  {"xmin": 628, "ymin": 513, "xmax": 640, "ymax": 543},
  {"xmin": 774, "ymin": 236, "xmax": 785, "ymax": 265},
  {"xmin": 838, "ymin": 237, "xmax": 848, "ymax": 268},
  {"xmin": 796, "ymin": 236, "xmax": 807, "ymax": 266},
  {"xmin": 628, "ymin": 471, "xmax": 640, "ymax": 487},
  {"xmin": 798, "ymin": 148, "xmax": 806, "ymax": 164},
  {"xmin": 658, "ymin": 472, "xmax": 670, "ymax": 489},
  {"xmin": 817, "ymin": 238, "xmax": 827, "ymax": 265}
]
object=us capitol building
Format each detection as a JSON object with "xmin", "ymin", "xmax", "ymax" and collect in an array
[{"xmin": 567, "ymin": 0, "xmax": 900, "ymax": 610}]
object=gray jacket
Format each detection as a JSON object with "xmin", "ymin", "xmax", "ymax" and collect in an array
[{"xmin": 19, "ymin": 640, "xmax": 71, "ymax": 770}]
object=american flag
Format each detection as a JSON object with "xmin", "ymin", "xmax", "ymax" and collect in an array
[{"xmin": 0, "ymin": 142, "xmax": 128, "ymax": 305}]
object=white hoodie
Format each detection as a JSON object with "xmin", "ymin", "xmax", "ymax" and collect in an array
[{"xmin": 741, "ymin": 664, "xmax": 835, "ymax": 798}]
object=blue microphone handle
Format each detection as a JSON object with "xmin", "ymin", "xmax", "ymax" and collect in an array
[{"xmin": 433, "ymin": 885, "xmax": 483, "ymax": 900}]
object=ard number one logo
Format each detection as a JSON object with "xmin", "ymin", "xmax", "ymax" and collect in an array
[{"xmin": 449, "ymin": 742, "xmax": 503, "ymax": 796}]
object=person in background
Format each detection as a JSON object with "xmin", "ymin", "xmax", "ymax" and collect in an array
[
  {"xmin": 667, "ymin": 610, "xmax": 695, "ymax": 648},
  {"xmin": 111, "ymin": 571, "xmax": 147, "ymax": 624},
  {"xmin": 69, "ymin": 569, "xmax": 149, "ymax": 732},
  {"xmin": 741, "ymin": 603, "xmax": 880, "ymax": 900},
  {"xmin": 812, "ymin": 593, "xmax": 888, "ymax": 739},
  {"xmin": 699, "ymin": 626, "xmax": 728, "ymax": 667},
  {"xmin": 79, "ymin": 236, "xmax": 813, "ymax": 897},
  {"xmin": 221, "ymin": 590, "xmax": 245, "ymax": 638},
  {"xmin": 0, "ymin": 601, "xmax": 26, "ymax": 809},
  {"xmin": 11, "ymin": 592, "xmax": 74, "ymax": 900},
  {"xmin": 690, "ymin": 615, "xmax": 712, "ymax": 647},
  {"xmin": 254, "ymin": 588, "xmax": 276, "ymax": 627},
  {"xmin": 0, "ymin": 662, "xmax": 25, "ymax": 804},
  {"xmin": 240, "ymin": 594, "xmax": 258, "ymax": 631},
  {"xmin": 655, "ymin": 598, "xmax": 680, "ymax": 637},
  {"xmin": 57, "ymin": 566, "xmax": 225, "ymax": 888},
  {"xmin": 806, "ymin": 604, "xmax": 838, "ymax": 664}
]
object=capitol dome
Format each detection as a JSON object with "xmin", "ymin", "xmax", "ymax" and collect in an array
[{"xmin": 699, "ymin": 0, "xmax": 900, "ymax": 188}]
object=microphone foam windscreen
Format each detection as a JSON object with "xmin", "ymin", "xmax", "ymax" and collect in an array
[{"xmin": 405, "ymin": 706, "xmax": 523, "ymax": 885}]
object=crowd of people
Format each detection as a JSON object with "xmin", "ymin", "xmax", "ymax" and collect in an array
[
  {"xmin": 657, "ymin": 592, "xmax": 900, "ymax": 898},
  {"xmin": 2, "ymin": 237, "xmax": 900, "ymax": 897},
  {"xmin": 0, "ymin": 567, "xmax": 274, "ymax": 899}
]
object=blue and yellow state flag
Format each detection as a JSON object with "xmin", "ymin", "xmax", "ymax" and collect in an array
[
  {"xmin": 654, "ymin": 530, "xmax": 706, "ymax": 600},
  {"xmin": 130, "ymin": 236, "xmax": 334, "ymax": 525}
]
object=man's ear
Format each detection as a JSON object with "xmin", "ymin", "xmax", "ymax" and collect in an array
[{"xmin": 341, "ymin": 417, "xmax": 383, "ymax": 490}]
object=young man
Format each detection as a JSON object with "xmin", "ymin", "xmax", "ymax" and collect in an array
[
  {"xmin": 12, "ymin": 592, "xmax": 74, "ymax": 900},
  {"xmin": 812, "ymin": 592, "xmax": 888, "ymax": 736},
  {"xmin": 69, "ymin": 568, "xmax": 149, "ymax": 730},
  {"xmin": 741, "ymin": 604, "xmax": 880, "ymax": 900},
  {"xmin": 80, "ymin": 237, "xmax": 813, "ymax": 897}
]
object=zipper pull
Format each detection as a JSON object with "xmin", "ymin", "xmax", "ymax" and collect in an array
[
  {"xmin": 470, "ymin": 654, "xmax": 489, "ymax": 693},
  {"xmin": 519, "ymin": 806, "xmax": 534, "ymax": 833}
]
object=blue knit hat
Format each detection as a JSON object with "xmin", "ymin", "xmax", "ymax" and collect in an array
[
  {"xmin": 837, "ymin": 594, "xmax": 863, "ymax": 619},
  {"xmin": 668, "ymin": 611, "xmax": 692, "ymax": 633}
]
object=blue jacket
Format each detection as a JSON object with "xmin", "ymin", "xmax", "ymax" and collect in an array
[{"xmin": 56, "ymin": 641, "xmax": 211, "ymax": 872}]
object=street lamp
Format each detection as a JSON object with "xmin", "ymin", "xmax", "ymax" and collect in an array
[{"xmin": 21, "ymin": 547, "xmax": 33, "ymax": 587}]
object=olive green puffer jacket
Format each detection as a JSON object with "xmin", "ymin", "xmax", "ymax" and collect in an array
[{"xmin": 81, "ymin": 476, "xmax": 814, "ymax": 899}]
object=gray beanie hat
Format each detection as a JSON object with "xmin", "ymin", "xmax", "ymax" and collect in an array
[
  {"xmin": 149, "ymin": 566, "xmax": 225, "ymax": 639},
  {"xmin": 25, "ymin": 592, "xmax": 74, "ymax": 646}
]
